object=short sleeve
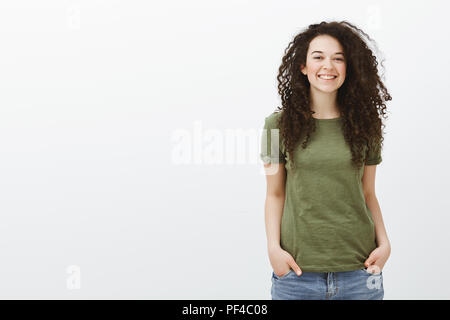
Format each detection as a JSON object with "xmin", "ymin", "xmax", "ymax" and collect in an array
[
  {"xmin": 365, "ymin": 139, "xmax": 382, "ymax": 165},
  {"xmin": 260, "ymin": 113, "xmax": 287, "ymax": 164}
]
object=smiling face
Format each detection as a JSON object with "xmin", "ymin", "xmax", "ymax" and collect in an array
[{"xmin": 301, "ymin": 35, "xmax": 347, "ymax": 94}]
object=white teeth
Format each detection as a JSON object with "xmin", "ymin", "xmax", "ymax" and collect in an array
[{"xmin": 318, "ymin": 75, "xmax": 336, "ymax": 79}]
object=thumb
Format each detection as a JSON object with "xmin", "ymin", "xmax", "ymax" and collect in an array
[
  {"xmin": 364, "ymin": 252, "xmax": 378, "ymax": 267},
  {"xmin": 288, "ymin": 258, "xmax": 303, "ymax": 276}
]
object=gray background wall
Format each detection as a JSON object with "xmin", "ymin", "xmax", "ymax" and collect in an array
[{"xmin": 0, "ymin": 0, "xmax": 448, "ymax": 299}]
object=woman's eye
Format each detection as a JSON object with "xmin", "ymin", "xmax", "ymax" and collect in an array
[{"xmin": 313, "ymin": 57, "xmax": 344, "ymax": 61}]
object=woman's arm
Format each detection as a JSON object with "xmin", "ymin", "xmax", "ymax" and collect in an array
[
  {"xmin": 362, "ymin": 165, "xmax": 391, "ymax": 270},
  {"xmin": 365, "ymin": 193, "xmax": 390, "ymax": 247},
  {"xmin": 263, "ymin": 162, "xmax": 302, "ymax": 276},
  {"xmin": 263, "ymin": 163, "xmax": 286, "ymax": 251},
  {"xmin": 362, "ymin": 165, "xmax": 390, "ymax": 247}
]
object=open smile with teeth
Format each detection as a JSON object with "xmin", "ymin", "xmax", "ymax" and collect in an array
[{"xmin": 318, "ymin": 75, "xmax": 337, "ymax": 80}]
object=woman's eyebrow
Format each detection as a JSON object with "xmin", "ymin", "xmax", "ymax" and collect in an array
[{"xmin": 311, "ymin": 51, "xmax": 345, "ymax": 55}]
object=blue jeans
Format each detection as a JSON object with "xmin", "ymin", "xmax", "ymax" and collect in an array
[{"xmin": 271, "ymin": 268, "xmax": 384, "ymax": 300}]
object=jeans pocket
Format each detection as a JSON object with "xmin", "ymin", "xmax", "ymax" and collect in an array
[{"xmin": 273, "ymin": 269, "xmax": 293, "ymax": 280}]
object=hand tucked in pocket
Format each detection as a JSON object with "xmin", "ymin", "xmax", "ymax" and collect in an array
[
  {"xmin": 268, "ymin": 246, "xmax": 302, "ymax": 277},
  {"xmin": 364, "ymin": 243, "xmax": 391, "ymax": 274}
]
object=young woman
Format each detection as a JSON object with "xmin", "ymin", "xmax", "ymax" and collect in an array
[{"xmin": 260, "ymin": 21, "xmax": 392, "ymax": 300}]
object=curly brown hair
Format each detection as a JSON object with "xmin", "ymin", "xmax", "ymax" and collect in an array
[{"xmin": 275, "ymin": 20, "xmax": 392, "ymax": 170}]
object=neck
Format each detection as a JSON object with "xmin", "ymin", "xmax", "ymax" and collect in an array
[{"xmin": 309, "ymin": 87, "xmax": 340, "ymax": 118}]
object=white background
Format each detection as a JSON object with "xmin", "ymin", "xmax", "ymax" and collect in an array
[{"xmin": 0, "ymin": 0, "xmax": 449, "ymax": 299}]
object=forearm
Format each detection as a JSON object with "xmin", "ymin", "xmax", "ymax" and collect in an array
[
  {"xmin": 265, "ymin": 194, "xmax": 285, "ymax": 251},
  {"xmin": 365, "ymin": 193, "xmax": 390, "ymax": 248}
]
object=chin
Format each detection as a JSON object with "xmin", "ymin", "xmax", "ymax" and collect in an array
[{"xmin": 314, "ymin": 85, "xmax": 339, "ymax": 93}]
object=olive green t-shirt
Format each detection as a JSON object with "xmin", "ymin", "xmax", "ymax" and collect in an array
[{"xmin": 260, "ymin": 111, "xmax": 382, "ymax": 272}]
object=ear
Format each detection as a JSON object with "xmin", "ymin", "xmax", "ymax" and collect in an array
[{"xmin": 300, "ymin": 64, "xmax": 307, "ymax": 75}]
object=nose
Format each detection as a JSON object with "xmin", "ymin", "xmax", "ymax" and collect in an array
[{"xmin": 322, "ymin": 58, "xmax": 333, "ymax": 71}]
